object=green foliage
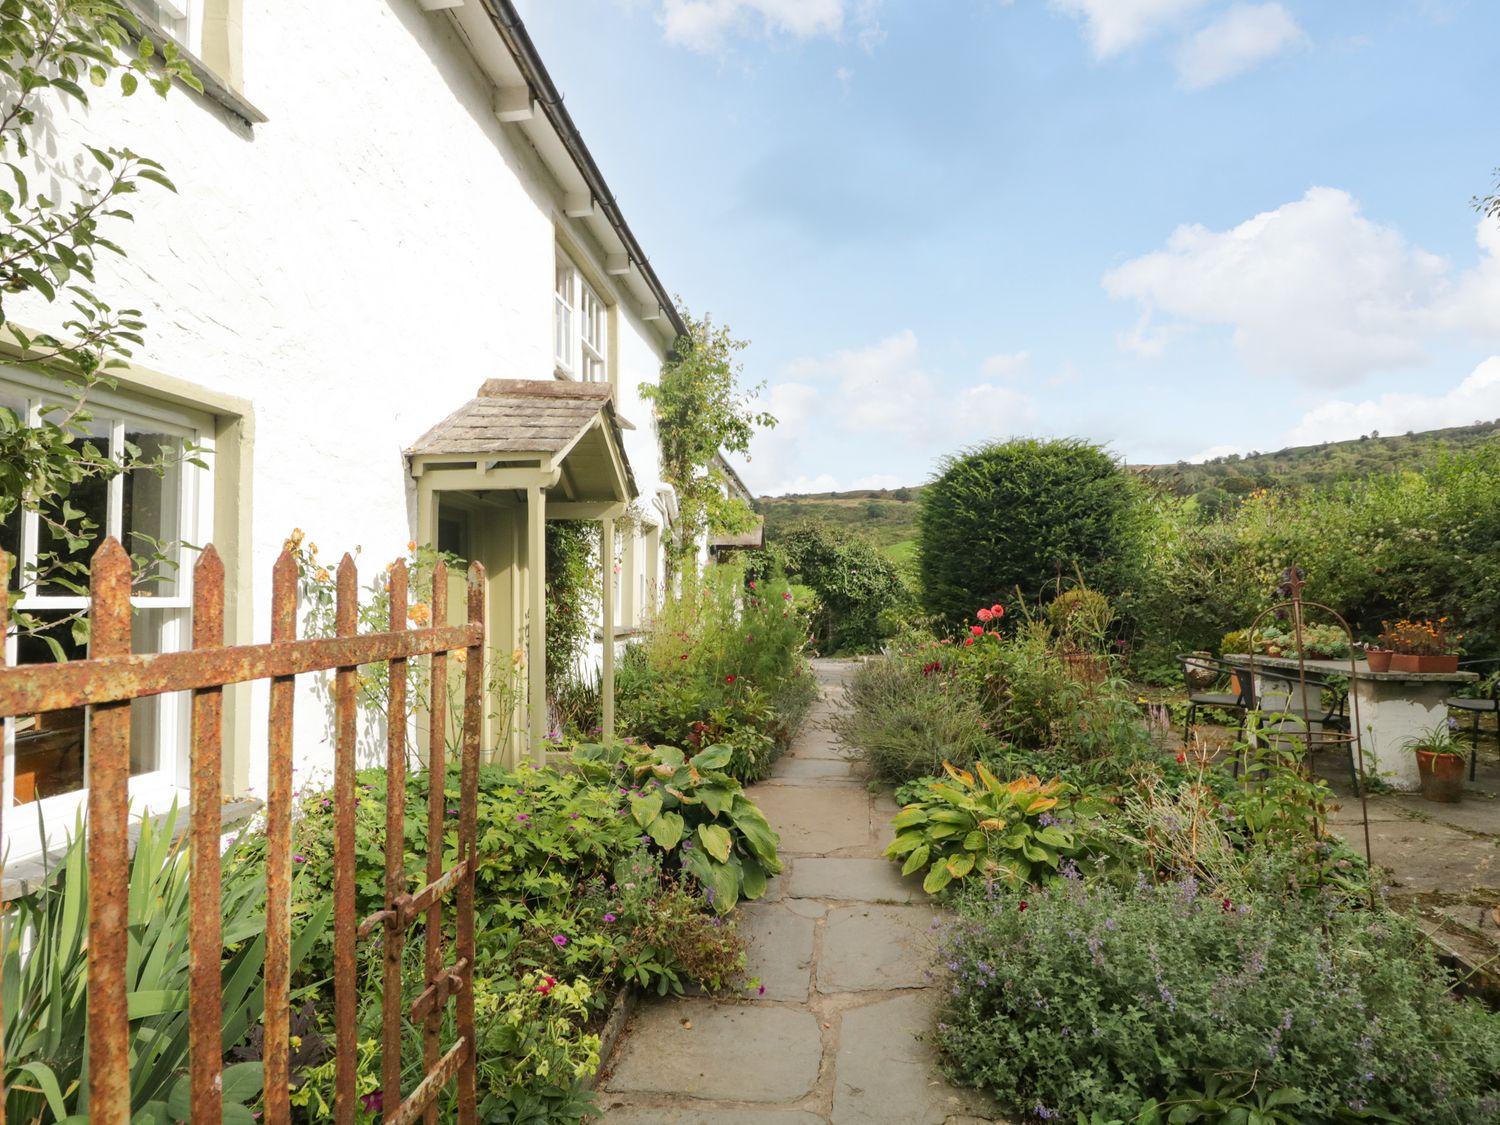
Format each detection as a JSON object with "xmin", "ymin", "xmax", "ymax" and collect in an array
[
  {"xmin": 749, "ymin": 524, "xmax": 914, "ymax": 652},
  {"xmin": 1046, "ymin": 586, "xmax": 1114, "ymax": 654},
  {"xmin": 546, "ymin": 519, "xmax": 600, "ymax": 690},
  {"xmin": 0, "ymin": 0, "xmax": 203, "ymax": 641},
  {"xmin": 1, "ymin": 809, "xmax": 329, "ymax": 1123},
  {"xmin": 936, "ymin": 875, "xmax": 1500, "ymax": 1124},
  {"xmin": 831, "ymin": 642, "xmax": 1003, "ymax": 784},
  {"xmin": 641, "ymin": 310, "xmax": 774, "ymax": 570},
  {"xmin": 885, "ymin": 763, "xmax": 1094, "ymax": 894},
  {"xmin": 918, "ymin": 438, "xmax": 1147, "ymax": 630},
  {"xmin": 1130, "ymin": 444, "xmax": 1500, "ymax": 672},
  {"xmin": 571, "ymin": 740, "xmax": 783, "ymax": 912},
  {"xmin": 262, "ymin": 760, "xmax": 750, "ymax": 1117},
  {"xmin": 612, "ymin": 563, "xmax": 816, "ymax": 780}
]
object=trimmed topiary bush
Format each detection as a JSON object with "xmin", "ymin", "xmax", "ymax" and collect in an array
[{"xmin": 918, "ymin": 439, "xmax": 1146, "ymax": 630}]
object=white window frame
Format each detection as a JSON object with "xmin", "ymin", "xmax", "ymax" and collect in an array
[
  {"xmin": 134, "ymin": 0, "xmax": 206, "ymax": 58},
  {"xmin": 1, "ymin": 369, "xmax": 214, "ymax": 860},
  {"xmin": 554, "ymin": 257, "xmax": 609, "ymax": 384}
]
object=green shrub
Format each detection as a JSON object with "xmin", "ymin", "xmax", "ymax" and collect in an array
[
  {"xmin": 571, "ymin": 740, "xmax": 783, "ymax": 911},
  {"xmin": 938, "ymin": 876, "xmax": 1500, "ymax": 1124},
  {"xmin": 831, "ymin": 648, "xmax": 1003, "ymax": 784},
  {"xmin": 885, "ymin": 764, "xmax": 1098, "ymax": 894},
  {"xmin": 751, "ymin": 525, "xmax": 913, "ymax": 652},
  {"xmin": 918, "ymin": 439, "xmax": 1147, "ymax": 631},
  {"xmin": 613, "ymin": 564, "xmax": 816, "ymax": 780},
  {"xmin": 2, "ymin": 810, "xmax": 328, "ymax": 1124}
]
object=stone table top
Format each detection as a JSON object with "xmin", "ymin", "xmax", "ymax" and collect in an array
[{"xmin": 1222, "ymin": 653, "xmax": 1477, "ymax": 685}]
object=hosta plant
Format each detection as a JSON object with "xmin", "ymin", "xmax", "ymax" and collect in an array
[
  {"xmin": 885, "ymin": 763, "xmax": 1095, "ymax": 894},
  {"xmin": 571, "ymin": 740, "xmax": 782, "ymax": 911}
]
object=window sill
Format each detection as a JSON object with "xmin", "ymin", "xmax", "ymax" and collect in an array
[
  {"xmin": 130, "ymin": 9, "xmax": 267, "ymax": 127},
  {"xmin": 1, "ymin": 794, "xmax": 263, "ymax": 901}
]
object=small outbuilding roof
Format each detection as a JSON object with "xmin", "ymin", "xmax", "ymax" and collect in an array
[
  {"xmin": 407, "ymin": 379, "xmax": 636, "ymax": 504},
  {"xmin": 409, "ymin": 379, "xmax": 616, "ymax": 456}
]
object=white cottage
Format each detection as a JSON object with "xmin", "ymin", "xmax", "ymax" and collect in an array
[{"xmin": 1, "ymin": 1, "xmax": 705, "ymax": 872}]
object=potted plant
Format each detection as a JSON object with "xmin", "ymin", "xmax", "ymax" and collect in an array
[
  {"xmin": 1219, "ymin": 629, "xmax": 1253, "ymax": 695},
  {"xmin": 1404, "ymin": 719, "xmax": 1469, "ymax": 802},
  {"xmin": 1047, "ymin": 587, "xmax": 1112, "ymax": 684},
  {"xmin": 1381, "ymin": 618, "xmax": 1462, "ymax": 674},
  {"xmin": 1359, "ymin": 642, "xmax": 1394, "ymax": 673}
]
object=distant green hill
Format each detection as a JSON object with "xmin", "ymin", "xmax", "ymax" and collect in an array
[
  {"xmin": 1136, "ymin": 421, "xmax": 1500, "ymax": 497},
  {"xmin": 756, "ymin": 423, "xmax": 1500, "ymax": 556}
]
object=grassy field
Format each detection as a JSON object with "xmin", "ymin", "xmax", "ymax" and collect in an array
[{"xmin": 757, "ymin": 423, "xmax": 1500, "ymax": 552}]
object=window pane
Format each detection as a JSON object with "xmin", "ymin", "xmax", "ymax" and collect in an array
[
  {"xmin": 123, "ymin": 430, "xmax": 183, "ymax": 596},
  {"xmin": 38, "ymin": 429, "xmax": 111, "ymax": 596},
  {"xmin": 0, "ymin": 388, "xmax": 23, "ymax": 589},
  {"xmin": 13, "ymin": 610, "xmax": 89, "ymax": 803}
]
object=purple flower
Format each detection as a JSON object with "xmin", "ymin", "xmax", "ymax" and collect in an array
[
  {"xmin": 603, "ymin": 913, "xmax": 617, "ymax": 923},
  {"xmin": 361, "ymin": 1090, "xmax": 384, "ymax": 1114},
  {"xmin": 516, "ymin": 813, "xmax": 529, "ymax": 822},
  {"xmin": 553, "ymin": 934, "xmax": 568, "ymax": 947},
  {"xmin": 293, "ymin": 854, "xmax": 307, "ymax": 863}
]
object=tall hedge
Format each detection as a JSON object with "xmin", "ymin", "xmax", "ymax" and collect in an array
[{"xmin": 918, "ymin": 439, "xmax": 1146, "ymax": 628}]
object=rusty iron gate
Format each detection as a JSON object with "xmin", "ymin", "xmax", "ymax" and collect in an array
[{"xmin": 0, "ymin": 538, "xmax": 487, "ymax": 1125}]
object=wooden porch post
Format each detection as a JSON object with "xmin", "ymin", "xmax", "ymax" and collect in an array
[
  {"xmin": 600, "ymin": 515, "xmax": 615, "ymax": 739},
  {"xmin": 528, "ymin": 483, "xmax": 547, "ymax": 764}
]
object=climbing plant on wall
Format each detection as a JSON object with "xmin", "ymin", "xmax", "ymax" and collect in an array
[
  {"xmin": 545, "ymin": 519, "xmax": 600, "ymax": 691},
  {"xmin": 0, "ymin": 0, "xmax": 201, "ymax": 646},
  {"xmin": 641, "ymin": 309, "xmax": 775, "ymax": 574}
]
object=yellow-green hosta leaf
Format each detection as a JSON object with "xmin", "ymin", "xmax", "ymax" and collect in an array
[
  {"xmin": 901, "ymin": 843, "xmax": 930, "ymax": 877},
  {"xmin": 947, "ymin": 852, "xmax": 975, "ymax": 879},
  {"xmin": 886, "ymin": 832, "xmax": 924, "ymax": 857},
  {"xmin": 891, "ymin": 806, "xmax": 929, "ymax": 830},
  {"xmin": 630, "ymin": 792, "xmax": 662, "ymax": 828},
  {"xmin": 647, "ymin": 810, "xmax": 684, "ymax": 850},
  {"xmin": 697, "ymin": 823, "xmax": 733, "ymax": 863},
  {"xmin": 922, "ymin": 862, "xmax": 954, "ymax": 894},
  {"xmin": 963, "ymin": 830, "xmax": 985, "ymax": 852}
]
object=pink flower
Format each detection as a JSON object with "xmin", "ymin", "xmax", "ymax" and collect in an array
[
  {"xmin": 977, "ymin": 608, "xmax": 993, "ymax": 622},
  {"xmin": 970, "ymin": 625, "xmax": 984, "ymax": 636},
  {"xmin": 603, "ymin": 913, "xmax": 617, "ymax": 923},
  {"xmin": 991, "ymin": 604, "xmax": 1005, "ymax": 618},
  {"xmin": 293, "ymin": 854, "xmax": 308, "ymax": 863},
  {"xmin": 553, "ymin": 934, "xmax": 568, "ymax": 947},
  {"xmin": 536, "ymin": 975, "xmax": 558, "ymax": 995},
  {"xmin": 726, "ymin": 674, "xmax": 737, "ymax": 684}
]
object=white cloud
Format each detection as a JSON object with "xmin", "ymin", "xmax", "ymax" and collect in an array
[
  {"xmin": 981, "ymin": 350, "xmax": 1029, "ymax": 377},
  {"xmin": 746, "ymin": 331, "xmax": 1040, "ymax": 494},
  {"xmin": 1175, "ymin": 3, "xmax": 1307, "ymax": 88},
  {"xmin": 1104, "ymin": 188, "xmax": 1500, "ymax": 384},
  {"xmin": 1285, "ymin": 357, "xmax": 1500, "ymax": 446},
  {"xmin": 1185, "ymin": 443, "xmax": 1243, "ymax": 462},
  {"xmin": 652, "ymin": 0, "xmax": 877, "ymax": 52},
  {"xmin": 1050, "ymin": 0, "xmax": 1209, "ymax": 59}
]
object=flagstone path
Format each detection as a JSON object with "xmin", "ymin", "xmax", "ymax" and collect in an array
[{"xmin": 597, "ymin": 659, "xmax": 1001, "ymax": 1124}]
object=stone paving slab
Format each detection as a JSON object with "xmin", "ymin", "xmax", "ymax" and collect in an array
[
  {"xmin": 602, "ymin": 1106, "xmax": 827, "ymax": 1124},
  {"xmin": 819, "ymin": 904, "xmax": 941, "ymax": 992},
  {"xmin": 749, "ymin": 784, "xmax": 872, "ymax": 856},
  {"xmin": 787, "ymin": 857, "xmax": 926, "ymax": 904},
  {"xmin": 738, "ymin": 903, "xmax": 817, "ymax": 1001},
  {"xmin": 605, "ymin": 1000, "xmax": 822, "ymax": 1102},
  {"xmin": 765, "ymin": 756, "xmax": 861, "ymax": 783},
  {"xmin": 833, "ymin": 992, "xmax": 995, "ymax": 1124}
]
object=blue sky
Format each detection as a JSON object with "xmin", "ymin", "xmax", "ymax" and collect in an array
[{"xmin": 517, "ymin": 1, "xmax": 1500, "ymax": 494}]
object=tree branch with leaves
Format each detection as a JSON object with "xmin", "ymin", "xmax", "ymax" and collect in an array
[
  {"xmin": 0, "ymin": 0, "xmax": 201, "ymax": 651},
  {"xmin": 641, "ymin": 310, "xmax": 775, "ymax": 574}
]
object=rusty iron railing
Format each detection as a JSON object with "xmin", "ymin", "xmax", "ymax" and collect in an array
[{"xmin": 0, "ymin": 538, "xmax": 487, "ymax": 1125}]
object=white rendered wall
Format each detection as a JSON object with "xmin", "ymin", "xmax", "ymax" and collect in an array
[{"xmin": 10, "ymin": 1, "xmax": 672, "ymax": 795}]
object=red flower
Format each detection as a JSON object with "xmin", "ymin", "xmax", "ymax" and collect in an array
[
  {"xmin": 536, "ymin": 975, "xmax": 558, "ymax": 995},
  {"xmin": 970, "ymin": 625, "xmax": 985, "ymax": 636},
  {"xmin": 977, "ymin": 607, "xmax": 993, "ymax": 622},
  {"xmin": 963, "ymin": 636, "xmax": 976, "ymax": 647},
  {"xmin": 1018, "ymin": 901, "xmax": 1029, "ymax": 912},
  {"xmin": 725, "ymin": 674, "xmax": 737, "ymax": 684},
  {"xmin": 991, "ymin": 604, "xmax": 1005, "ymax": 618},
  {"xmin": 1221, "ymin": 898, "xmax": 1232, "ymax": 912},
  {"xmin": 1175, "ymin": 753, "xmax": 1186, "ymax": 764}
]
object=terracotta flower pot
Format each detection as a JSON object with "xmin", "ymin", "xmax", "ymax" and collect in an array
[
  {"xmin": 1063, "ymin": 652, "xmax": 1109, "ymax": 686},
  {"xmin": 1364, "ymin": 649, "xmax": 1394, "ymax": 673},
  {"xmin": 1416, "ymin": 749, "xmax": 1466, "ymax": 802},
  {"xmin": 1389, "ymin": 653, "xmax": 1460, "ymax": 674}
]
